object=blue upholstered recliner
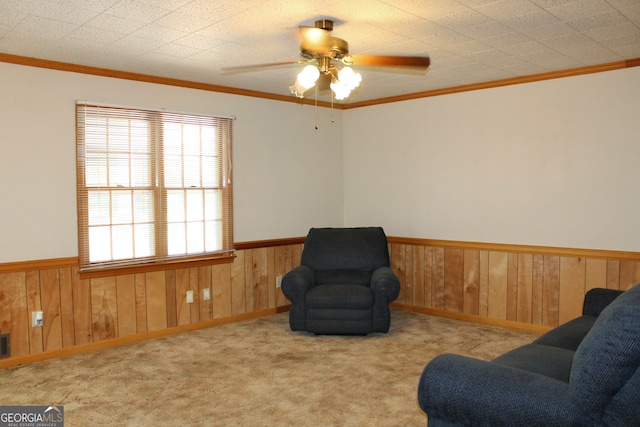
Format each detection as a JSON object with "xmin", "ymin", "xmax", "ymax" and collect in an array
[
  {"xmin": 281, "ymin": 227, "xmax": 400, "ymax": 335},
  {"xmin": 418, "ymin": 283, "xmax": 640, "ymax": 426}
]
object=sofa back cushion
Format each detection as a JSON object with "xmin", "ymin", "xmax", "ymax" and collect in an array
[
  {"xmin": 301, "ymin": 227, "xmax": 390, "ymax": 272},
  {"xmin": 569, "ymin": 283, "xmax": 640, "ymax": 420}
]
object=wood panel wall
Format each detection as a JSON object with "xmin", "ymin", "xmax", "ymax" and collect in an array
[
  {"xmin": 389, "ymin": 239, "xmax": 640, "ymax": 329},
  {"xmin": 0, "ymin": 244, "xmax": 302, "ymax": 365},
  {"xmin": 2, "ymin": 237, "xmax": 640, "ymax": 367}
]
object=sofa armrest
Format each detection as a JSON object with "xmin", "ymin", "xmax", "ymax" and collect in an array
[
  {"xmin": 418, "ymin": 354, "xmax": 591, "ymax": 426},
  {"xmin": 371, "ymin": 267, "xmax": 400, "ymax": 302},
  {"xmin": 582, "ymin": 288, "xmax": 624, "ymax": 317},
  {"xmin": 281, "ymin": 265, "xmax": 315, "ymax": 302}
]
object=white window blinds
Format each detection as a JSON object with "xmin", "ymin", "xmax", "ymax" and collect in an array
[{"xmin": 76, "ymin": 102, "xmax": 233, "ymax": 271}]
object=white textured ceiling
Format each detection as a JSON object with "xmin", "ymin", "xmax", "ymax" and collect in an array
[{"xmin": 1, "ymin": 0, "xmax": 639, "ymax": 104}]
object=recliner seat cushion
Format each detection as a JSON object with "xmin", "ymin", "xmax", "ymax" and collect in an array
[
  {"xmin": 306, "ymin": 308, "xmax": 372, "ymax": 321},
  {"xmin": 314, "ymin": 270, "xmax": 372, "ymax": 286},
  {"xmin": 305, "ymin": 284, "xmax": 374, "ymax": 309}
]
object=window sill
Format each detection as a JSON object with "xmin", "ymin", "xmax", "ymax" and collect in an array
[{"xmin": 78, "ymin": 252, "xmax": 236, "ymax": 280}]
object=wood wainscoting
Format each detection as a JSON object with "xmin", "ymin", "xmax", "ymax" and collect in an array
[
  {"xmin": 388, "ymin": 237, "xmax": 640, "ymax": 333},
  {"xmin": 0, "ymin": 241, "xmax": 303, "ymax": 368},
  {"xmin": 2, "ymin": 236, "xmax": 640, "ymax": 367}
]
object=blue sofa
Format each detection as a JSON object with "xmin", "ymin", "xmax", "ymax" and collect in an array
[{"xmin": 418, "ymin": 284, "xmax": 640, "ymax": 426}]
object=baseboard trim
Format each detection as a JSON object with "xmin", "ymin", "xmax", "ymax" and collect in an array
[
  {"xmin": 391, "ymin": 303, "xmax": 552, "ymax": 335},
  {"xmin": 276, "ymin": 304, "xmax": 291, "ymax": 313},
  {"xmin": 0, "ymin": 308, "xmax": 276, "ymax": 369}
]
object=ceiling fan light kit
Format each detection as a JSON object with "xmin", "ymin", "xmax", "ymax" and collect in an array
[
  {"xmin": 290, "ymin": 62, "xmax": 361, "ymax": 100},
  {"xmin": 289, "ymin": 64, "xmax": 321, "ymax": 98},
  {"xmin": 329, "ymin": 66, "xmax": 362, "ymax": 100}
]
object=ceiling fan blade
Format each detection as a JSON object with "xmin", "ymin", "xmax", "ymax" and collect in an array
[
  {"xmin": 221, "ymin": 60, "xmax": 308, "ymax": 75},
  {"xmin": 343, "ymin": 54, "xmax": 430, "ymax": 73}
]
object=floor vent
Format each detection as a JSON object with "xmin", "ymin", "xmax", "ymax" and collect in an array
[{"xmin": 0, "ymin": 334, "xmax": 9, "ymax": 359}]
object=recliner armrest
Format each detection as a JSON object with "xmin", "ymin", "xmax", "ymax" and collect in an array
[
  {"xmin": 281, "ymin": 265, "xmax": 315, "ymax": 302},
  {"xmin": 418, "ymin": 354, "xmax": 591, "ymax": 426},
  {"xmin": 582, "ymin": 288, "xmax": 624, "ymax": 317},
  {"xmin": 370, "ymin": 267, "xmax": 400, "ymax": 301}
]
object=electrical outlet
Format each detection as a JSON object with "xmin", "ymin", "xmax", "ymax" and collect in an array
[
  {"xmin": 32, "ymin": 311, "xmax": 44, "ymax": 327},
  {"xmin": 276, "ymin": 275, "xmax": 283, "ymax": 288},
  {"xmin": 186, "ymin": 290, "xmax": 194, "ymax": 304},
  {"xmin": 203, "ymin": 288, "xmax": 211, "ymax": 301}
]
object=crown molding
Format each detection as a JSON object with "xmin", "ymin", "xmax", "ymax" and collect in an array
[
  {"xmin": 0, "ymin": 52, "xmax": 337, "ymax": 108},
  {"xmin": 1, "ymin": 52, "xmax": 639, "ymax": 110},
  {"xmin": 342, "ymin": 58, "xmax": 640, "ymax": 109}
]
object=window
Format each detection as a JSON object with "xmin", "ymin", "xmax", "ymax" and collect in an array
[{"xmin": 76, "ymin": 102, "xmax": 233, "ymax": 272}]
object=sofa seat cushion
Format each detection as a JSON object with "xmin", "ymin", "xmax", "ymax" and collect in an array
[
  {"xmin": 570, "ymin": 284, "xmax": 640, "ymax": 420},
  {"xmin": 534, "ymin": 316, "xmax": 597, "ymax": 351},
  {"xmin": 305, "ymin": 284, "xmax": 374, "ymax": 309},
  {"xmin": 493, "ymin": 344, "xmax": 576, "ymax": 382}
]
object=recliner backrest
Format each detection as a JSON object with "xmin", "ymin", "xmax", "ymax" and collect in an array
[{"xmin": 301, "ymin": 227, "xmax": 391, "ymax": 272}]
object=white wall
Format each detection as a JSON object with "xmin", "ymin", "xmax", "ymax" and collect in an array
[
  {"xmin": 343, "ymin": 67, "xmax": 640, "ymax": 252},
  {"xmin": 2, "ymin": 61, "xmax": 639, "ymax": 263},
  {"xmin": 0, "ymin": 62, "xmax": 344, "ymax": 262}
]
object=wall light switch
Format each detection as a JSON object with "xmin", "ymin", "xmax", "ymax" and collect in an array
[
  {"xmin": 186, "ymin": 290, "xmax": 194, "ymax": 304},
  {"xmin": 203, "ymin": 288, "xmax": 211, "ymax": 301},
  {"xmin": 276, "ymin": 275, "xmax": 283, "ymax": 288}
]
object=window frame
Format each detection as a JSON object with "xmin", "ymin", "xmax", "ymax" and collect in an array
[{"xmin": 76, "ymin": 102, "xmax": 234, "ymax": 278}]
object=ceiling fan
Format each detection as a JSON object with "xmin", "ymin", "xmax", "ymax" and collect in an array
[{"xmin": 221, "ymin": 19, "xmax": 431, "ymax": 100}]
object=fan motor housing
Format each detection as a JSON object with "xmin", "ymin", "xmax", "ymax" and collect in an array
[
  {"xmin": 301, "ymin": 36, "xmax": 348, "ymax": 60},
  {"xmin": 300, "ymin": 19, "xmax": 348, "ymax": 60}
]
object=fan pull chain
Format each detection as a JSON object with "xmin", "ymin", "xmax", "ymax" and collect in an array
[
  {"xmin": 331, "ymin": 92, "xmax": 335, "ymax": 123},
  {"xmin": 314, "ymin": 84, "xmax": 319, "ymax": 130}
]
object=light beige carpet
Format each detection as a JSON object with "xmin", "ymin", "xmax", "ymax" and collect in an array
[{"xmin": 0, "ymin": 310, "xmax": 537, "ymax": 426}]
